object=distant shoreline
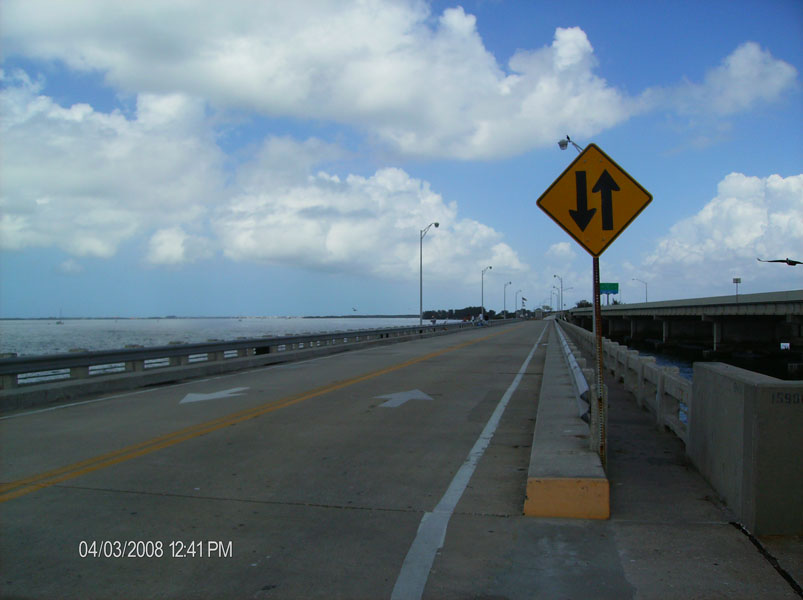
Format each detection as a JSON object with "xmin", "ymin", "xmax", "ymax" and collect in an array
[
  {"xmin": 0, "ymin": 315, "xmax": 419, "ymax": 321},
  {"xmin": 302, "ymin": 314, "xmax": 417, "ymax": 319}
]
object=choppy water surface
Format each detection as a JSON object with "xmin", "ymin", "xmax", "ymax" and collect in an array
[{"xmin": 0, "ymin": 317, "xmax": 433, "ymax": 357}]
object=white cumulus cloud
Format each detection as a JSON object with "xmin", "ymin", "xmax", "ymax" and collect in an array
[
  {"xmin": 0, "ymin": 70, "xmax": 527, "ymax": 279},
  {"xmin": 0, "ymin": 71, "xmax": 224, "ymax": 258},
  {"xmin": 546, "ymin": 242, "xmax": 577, "ymax": 261},
  {"xmin": 214, "ymin": 138, "xmax": 528, "ymax": 282},
  {"xmin": 0, "ymin": 2, "xmax": 631, "ymax": 159},
  {"xmin": 645, "ymin": 42, "xmax": 798, "ymax": 116},
  {"xmin": 3, "ymin": 2, "xmax": 796, "ymax": 159},
  {"xmin": 643, "ymin": 172, "xmax": 803, "ymax": 294},
  {"xmin": 146, "ymin": 227, "xmax": 213, "ymax": 265}
]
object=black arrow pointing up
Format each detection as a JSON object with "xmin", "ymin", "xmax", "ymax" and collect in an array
[
  {"xmin": 569, "ymin": 171, "xmax": 595, "ymax": 231},
  {"xmin": 592, "ymin": 169, "xmax": 620, "ymax": 231}
]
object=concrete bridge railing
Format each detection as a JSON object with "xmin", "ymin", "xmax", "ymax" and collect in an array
[
  {"xmin": 556, "ymin": 319, "xmax": 802, "ymax": 536},
  {"xmin": 558, "ymin": 320, "xmax": 691, "ymax": 442}
]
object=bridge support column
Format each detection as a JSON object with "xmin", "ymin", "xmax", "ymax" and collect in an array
[
  {"xmin": 662, "ymin": 320, "xmax": 669, "ymax": 343},
  {"xmin": 702, "ymin": 316, "xmax": 722, "ymax": 351},
  {"xmin": 713, "ymin": 320, "xmax": 721, "ymax": 351}
]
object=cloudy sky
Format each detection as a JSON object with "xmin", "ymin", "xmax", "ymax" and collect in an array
[{"xmin": 1, "ymin": 0, "xmax": 801, "ymax": 317}]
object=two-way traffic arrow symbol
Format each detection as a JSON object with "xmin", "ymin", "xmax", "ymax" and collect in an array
[{"xmin": 569, "ymin": 170, "xmax": 620, "ymax": 232}]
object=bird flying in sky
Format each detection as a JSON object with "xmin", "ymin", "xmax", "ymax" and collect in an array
[{"xmin": 756, "ymin": 258, "xmax": 801, "ymax": 266}]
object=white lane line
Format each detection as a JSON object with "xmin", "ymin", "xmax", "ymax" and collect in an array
[
  {"xmin": 0, "ymin": 386, "xmax": 166, "ymax": 420},
  {"xmin": 390, "ymin": 325, "xmax": 547, "ymax": 600}
]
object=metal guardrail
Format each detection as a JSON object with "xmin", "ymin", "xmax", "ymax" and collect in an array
[
  {"xmin": 0, "ymin": 321, "xmax": 489, "ymax": 390},
  {"xmin": 0, "ymin": 319, "xmax": 517, "ymax": 390},
  {"xmin": 553, "ymin": 320, "xmax": 591, "ymax": 420}
]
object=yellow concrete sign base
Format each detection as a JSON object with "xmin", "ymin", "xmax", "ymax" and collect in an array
[{"xmin": 524, "ymin": 477, "xmax": 610, "ymax": 519}]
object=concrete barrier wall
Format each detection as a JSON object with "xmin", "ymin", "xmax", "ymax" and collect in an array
[
  {"xmin": 690, "ymin": 363, "xmax": 803, "ymax": 535},
  {"xmin": 556, "ymin": 320, "xmax": 802, "ymax": 535}
]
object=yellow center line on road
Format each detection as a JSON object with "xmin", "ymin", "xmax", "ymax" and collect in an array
[{"xmin": 1, "ymin": 324, "xmax": 522, "ymax": 503}]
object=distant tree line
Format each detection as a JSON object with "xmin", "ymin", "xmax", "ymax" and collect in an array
[
  {"xmin": 424, "ymin": 307, "xmax": 538, "ymax": 320},
  {"xmin": 423, "ymin": 306, "xmax": 496, "ymax": 320}
]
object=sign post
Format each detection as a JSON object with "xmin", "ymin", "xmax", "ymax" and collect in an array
[
  {"xmin": 592, "ymin": 257, "xmax": 604, "ymax": 462},
  {"xmin": 537, "ymin": 143, "xmax": 651, "ymax": 467}
]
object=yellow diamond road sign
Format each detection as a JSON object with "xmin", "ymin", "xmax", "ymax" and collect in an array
[{"xmin": 537, "ymin": 143, "xmax": 652, "ymax": 257}]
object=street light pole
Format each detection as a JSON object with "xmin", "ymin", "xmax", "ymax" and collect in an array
[
  {"xmin": 419, "ymin": 222, "xmax": 439, "ymax": 326},
  {"xmin": 553, "ymin": 274, "xmax": 564, "ymax": 313},
  {"xmin": 481, "ymin": 266, "xmax": 492, "ymax": 317},
  {"xmin": 503, "ymin": 281, "xmax": 512, "ymax": 318},
  {"xmin": 632, "ymin": 278, "xmax": 647, "ymax": 302}
]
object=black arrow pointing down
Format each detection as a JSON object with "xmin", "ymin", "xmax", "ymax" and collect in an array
[{"xmin": 569, "ymin": 171, "xmax": 595, "ymax": 231}]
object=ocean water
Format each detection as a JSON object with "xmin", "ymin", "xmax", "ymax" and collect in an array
[
  {"xmin": 0, "ymin": 317, "xmax": 436, "ymax": 357},
  {"xmin": 633, "ymin": 348, "xmax": 694, "ymax": 381}
]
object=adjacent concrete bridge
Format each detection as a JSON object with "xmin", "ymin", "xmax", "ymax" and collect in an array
[{"xmin": 568, "ymin": 289, "xmax": 802, "ymax": 356}]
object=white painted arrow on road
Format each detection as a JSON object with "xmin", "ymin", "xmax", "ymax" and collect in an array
[
  {"xmin": 376, "ymin": 389, "xmax": 433, "ymax": 408},
  {"xmin": 180, "ymin": 387, "xmax": 249, "ymax": 404}
]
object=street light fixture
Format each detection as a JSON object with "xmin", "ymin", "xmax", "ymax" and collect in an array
[
  {"xmin": 558, "ymin": 135, "xmax": 583, "ymax": 153},
  {"xmin": 419, "ymin": 222, "xmax": 439, "ymax": 326},
  {"xmin": 481, "ymin": 266, "xmax": 492, "ymax": 318},
  {"xmin": 503, "ymin": 281, "xmax": 512, "ymax": 318},
  {"xmin": 632, "ymin": 278, "xmax": 647, "ymax": 302}
]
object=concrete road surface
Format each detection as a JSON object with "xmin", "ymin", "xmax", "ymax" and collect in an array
[
  {"xmin": 2, "ymin": 321, "xmax": 551, "ymax": 599},
  {"xmin": 2, "ymin": 320, "xmax": 799, "ymax": 599}
]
